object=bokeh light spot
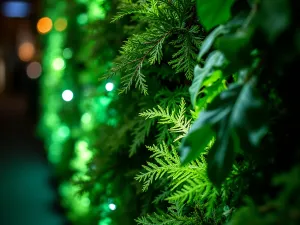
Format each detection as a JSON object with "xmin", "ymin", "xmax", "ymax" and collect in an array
[
  {"xmin": 18, "ymin": 42, "xmax": 35, "ymax": 62},
  {"xmin": 37, "ymin": 17, "xmax": 53, "ymax": 34},
  {"xmin": 105, "ymin": 82, "xmax": 114, "ymax": 91},
  {"xmin": 62, "ymin": 90, "xmax": 73, "ymax": 102},
  {"xmin": 54, "ymin": 18, "xmax": 68, "ymax": 31},
  {"xmin": 63, "ymin": 48, "xmax": 73, "ymax": 59},
  {"xmin": 81, "ymin": 113, "xmax": 92, "ymax": 124},
  {"xmin": 52, "ymin": 57, "xmax": 65, "ymax": 70},
  {"xmin": 26, "ymin": 62, "xmax": 42, "ymax": 79},
  {"xmin": 77, "ymin": 13, "xmax": 88, "ymax": 25},
  {"xmin": 108, "ymin": 203, "xmax": 116, "ymax": 211},
  {"xmin": 57, "ymin": 125, "xmax": 70, "ymax": 140}
]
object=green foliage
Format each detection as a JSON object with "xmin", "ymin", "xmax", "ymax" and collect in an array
[
  {"xmin": 196, "ymin": 0, "xmax": 235, "ymax": 30},
  {"xmin": 258, "ymin": 0, "xmax": 292, "ymax": 43},
  {"xmin": 135, "ymin": 143, "xmax": 180, "ymax": 192},
  {"xmin": 228, "ymin": 166, "xmax": 300, "ymax": 225},
  {"xmin": 136, "ymin": 202, "xmax": 196, "ymax": 225},
  {"xmin": 135, "ymin": 142, "xmax": 221, "ymax": 218},
  {"xmin": 189, "ymin": 51, "xmax": 225, "ymax": 107},
  {"xmin": 41, "ymin": 0, "xmax": 300, "ymax": 225},
  {"xmin": 129, "ymin": 119, "xmax": 153, "ymax": 156},
  {"xmin": 140, "ymin": 98, "xmax": 191, "ymax": 142},
  {"xmin": 108, "ymin": 0, "xmax": 201, "ymax": 94},
  {"xmin": 182, "ymin": 80, "xmax": 268, "ymax": 186}
]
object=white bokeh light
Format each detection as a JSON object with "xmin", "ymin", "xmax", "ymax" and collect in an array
[
  {"xmin": 108, "ymin": 203, "xmax": 116, "ymax": 211},
  {"xmin": 105, "ymin": 82, "xmax": 114, "ymax": 92},
  {"xmin": 62, "ymin": 90, "xmax": 73, "ymax": 102}
]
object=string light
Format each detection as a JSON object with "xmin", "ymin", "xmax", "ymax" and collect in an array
[
  {"xmin": 105, "ymin": 82, "xmax": 114, "ymax": 91},
  {"xmin": 62, "ymin": 90, "xmax": 73, "ymax": 102},
  {"xmin": 108, "ymin": 203, "xmax": 116, "ymax": 211},
  {"xmin": 37, "ymin": 17, "xmax": 53, "ymax": 34}
]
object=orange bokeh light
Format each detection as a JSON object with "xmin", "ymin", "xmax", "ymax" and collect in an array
[
  {"xmin": 54, "ymin": 18, "xmax": 68, "ymax": 31},
  {"xmin": 18, "ymin": 42, "xmax": 35, "ymax": 62},
  {"xmin": 37, "ymin": 17, "xmax": 53, "ymax": 34}
]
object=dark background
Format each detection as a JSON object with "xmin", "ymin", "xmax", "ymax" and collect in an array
[
  {"xmin": 0, "ymin": 0, "xmax": 40, "ymax": 121},
  {"xmin": 0, "ymin": 1, "xmax": 66, "ymax": 224}
]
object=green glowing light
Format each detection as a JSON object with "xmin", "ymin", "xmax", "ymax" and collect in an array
[
  {"xmin": 76, "ymin": 140, "xmax": 88, "ymax": 150},
  {"xmin": 81, "ymin": 197, "xmax": 90, "ymax": 207},
  {"xmin": 108, "ymin": 203, "xmax": 116, "ymax": 211},
  {"xmin": 57, "ymin": 125, "xmax": 70, "ymax": 139},
  {"xmin": 81, "ymin": 112, "xmax": 92, "ymax": 124},
  {"xmin": 44, "ymin": 113, "xmax": 60, "ymax": 128},
  {"xmin": 105, "ymin": 82, "xmax": 114, "ymax": 91},
  {"xmin": 99, "ymin": 218, "xmax": 112, "ymax": 225},
  {"xmin": 62, "ymin": 90, "xmax": 73, "ymax": 101},
  {"xmin": 52, "ymin": 57, "xmax": 65, "ymax": 70},
  {"xmin": 77, "ymin": 13, "xmax": 88, "ymax": 25},
  {"xmin": 59, "ymin": 182, "xmax": 90, "ymax": 216},
  {"xmin": 71, "ymin": 140, "xmax": 93, "ymax": 171},
  {"xmin": 76, "ymin": 140, "xmax": 92, "ymax": 161},
  {"xmin": 63, "ymin": 48, "xmax": 73, "ymax": 59},
  {"xmin": 89, "ymin": 2, "xmax": 106, "ymax": 20},
  {"xmin": 98, "ymin": 96, "xmax": 111, "ymax": 106}
]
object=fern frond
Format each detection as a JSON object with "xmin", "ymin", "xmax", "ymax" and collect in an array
[
  {"xmin": 154, "ymin": 87, "xmax": 190, "ymax": 108},
  {"xmin": 153, "ymin": 188, "xmax": 172, "ymax": 204},
  {"xmin": 169, "ymin": 26, "xmax": 201, "ymax": 80},
  {"xmin": 110, "ymin": 0, "xmax": 202, "ymax": 94},
  {"xmin": 136, "ymin": 202, "xmax": 196, "ymax": 225},
  {"xmin": 135, "ymin": 143, "xmax": 179, "ymax": 191},
  {"xmin": 155, "ymin": 123, "xmax": 175, "ymax": 144},
  {"xmin": 140, "ymin": 98, "xmax": 191, "ymax": 142},
  {"xmin": 111, "ymin": 3, "xmax": 146, "ymax": 22},
  {"xmin": 129, "ymin": 119, "xmax": 153, "ymax": 157},
  {"xmin": 114, "ymin": 29, "xmax": 171, "ymax": 95},
  {"xmin": 136, "ymin": 143, "xmax": 219, "ymax": 216}
]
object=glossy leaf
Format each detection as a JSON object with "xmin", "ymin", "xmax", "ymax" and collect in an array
[
  {"xmin": 207, "ymin": 126, "xmax": 236, "ymax": 187},
  {"xmin": 181, "ymin": 80, "xmax": 268, "ymax": 186},
  {"xmin": 196, "ymin": 0, "xmax": 236, "ymax": 31},
  {"xmin": 198, "ymin": 25, "xmax": 228, "ymax": 61},
  {"xmin": 189, "ymin": 51, "xmax": 225, "ymax": 107},
  {"xmin": 214, "ymin": 28, "xmax": 253, "ymax": 64}
]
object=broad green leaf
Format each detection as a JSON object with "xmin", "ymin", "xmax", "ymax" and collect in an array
[
  {"xmin": 181, "ymin": 80, "xmax": 268, "ymax": 186},
  {"xmin": 180, "ymin": 125, "xmax": 214, "ymax": 165},
  {"xmin": 207, "ymin": 128, "xmax": 236, "ymax": 187},
  {"xmin": 229, "ymin": 79, "xmax": 268, "ymax": 149},
  {"xmin": 214, "ymin": 28, "xmax": 254, "ymax": 64},
  {"xmin": 201, "ymin": 70, "xmax": 222, "ymax": 88},
  {"xmin": 258, "ymin": 0, "xmax": 291, "ymax": 43},
  {"xmin": 189, "ymin": 51, "xmax": 225, "ymax": 107},
  {"xmin": 181, "ymin": 99, "xmax": 231, "ymax": 165},
  {"xmin": 196, "ymin": 0, "xmax": 236, "ymax": 31},
  {"xmin": 198, "ymin": 25, "xmax": 228, "ymax": 61},
  {"xmin": 196, "ymin": 76, "xmax": 226, "ymax": 110}
]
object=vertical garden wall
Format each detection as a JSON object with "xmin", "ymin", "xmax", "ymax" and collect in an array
[{"xmin": 39, "ymin": 0, "xmax": 300, "ymax": 224}]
